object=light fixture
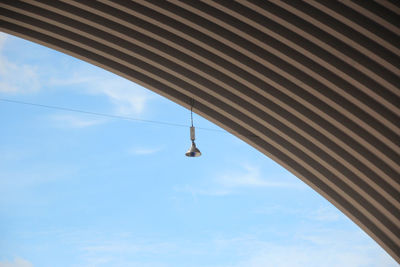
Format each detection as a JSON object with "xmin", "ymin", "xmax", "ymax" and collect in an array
[{"xmin": 185, "ymin": 101, "xmax": 201, "ymax": 157}]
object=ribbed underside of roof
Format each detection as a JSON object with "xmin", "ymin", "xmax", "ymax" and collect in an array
[{"xmin": 0, "ymin": 0, "xmax": 399, "ymax": 261}]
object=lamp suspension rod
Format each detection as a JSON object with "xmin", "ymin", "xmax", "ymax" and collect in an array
[{"xmin": 190, "ymin": 98, "xmax": 194, "ymax": 127}]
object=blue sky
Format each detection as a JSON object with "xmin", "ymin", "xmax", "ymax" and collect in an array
[{"xmin": 0, "ymin": 32, "xmax": 397, "ymax": 267}]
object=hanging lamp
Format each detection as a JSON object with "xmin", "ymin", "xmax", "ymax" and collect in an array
[{"xmin": 185, "ymin": 102, "xmax": 201, "ymax": 157}]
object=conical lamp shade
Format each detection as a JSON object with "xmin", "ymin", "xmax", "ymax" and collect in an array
[{"xmin": 185, "ymin": 141, "xmax": 201, "ymax": 157}]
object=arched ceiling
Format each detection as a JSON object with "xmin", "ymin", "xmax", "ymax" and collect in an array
[{"xmin": 0, "ymin": 0, "xmax": 399, "ymax": 262}]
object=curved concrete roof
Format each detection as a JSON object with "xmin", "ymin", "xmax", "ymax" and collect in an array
[{"xmin": 1, "ymin": 0, "xmax": 399, "ymax": 262}]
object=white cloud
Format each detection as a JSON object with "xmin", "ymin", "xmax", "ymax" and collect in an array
[
  {"xmin": 0, "ymin": 32, "xmax": 40, "ymax": 94},
  {"xmin": 251, "ymin": 204, "xmax": 298, "ymax": 215},
  {"xmin": 216, "ymin": 164, "xmax": 300, "ymax": 188},
  {"xmin": 129, "ymin": 146, "xmax": 163, "ymax": 155},
  {"xmin": 81, "ymin": 241, "xmax": 175, "ymax": 254},
  {"xmin": 309, "ymin": 205, "xmax": 341, "ymax": 222},
  {"xmin": 0, "ymin": 258, "xmax": 33, "ymax": 267},
  {"xmin": 232, "ymin": 244, "xmax": 373, "ymax": 267},
  {"xmin": 0, "ymin": 32, "xmax": 154, "ymax": 117},
  {"xmin": 16, "ymin": 227, "xmax": 397, "ymax": 267},
  {"xmin": 175, "ymin": 163, "xmax": 304, "ymax": 196},
  {"xmin": 174, "ymin": 184, "xmax": 231, "ymax": 196},
  {"xmin": 47, "ymin": 73, "xmax": 99, "ymax": 87},
  {"xmin": 0, "ymin": 148, "xmax": 30, "ymax": 162},
  {"xmin": 49, "ymin": 70, "xmax": 154, "ymax": 116},
  {"xmin": 80, "ymin": 232, "xmax": 391, "ymax": 267},
  {"xmin": 95, "ymin": 83, "xmax": 149, "ymax": 116},
  {"xmin": 0, "ymin": 163, "xmax": 77, "ymax": 195},
  {"xmin": 70, "ymin": 232, "xmax": 177, "ymax": 267},
  {"xmin": 251, "ymin": 203, "xmax": 344, "ymax": 226},
  {"xmin": 49, "ymin": 114, "xmax": 106, "ymax": 128},
  {"xmin": 211, "ymin": 230, "xmax": 397, "ymax": 267}
]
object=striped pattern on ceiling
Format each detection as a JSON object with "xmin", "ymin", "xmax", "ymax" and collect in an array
[{"xmin": 0, "ymin": 0, "xmax": 399, "ymax": 262}]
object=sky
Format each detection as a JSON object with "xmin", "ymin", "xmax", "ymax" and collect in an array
[{"xmin": 0, "ymin": 32, "xmax": 397, "ymax": 267}]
